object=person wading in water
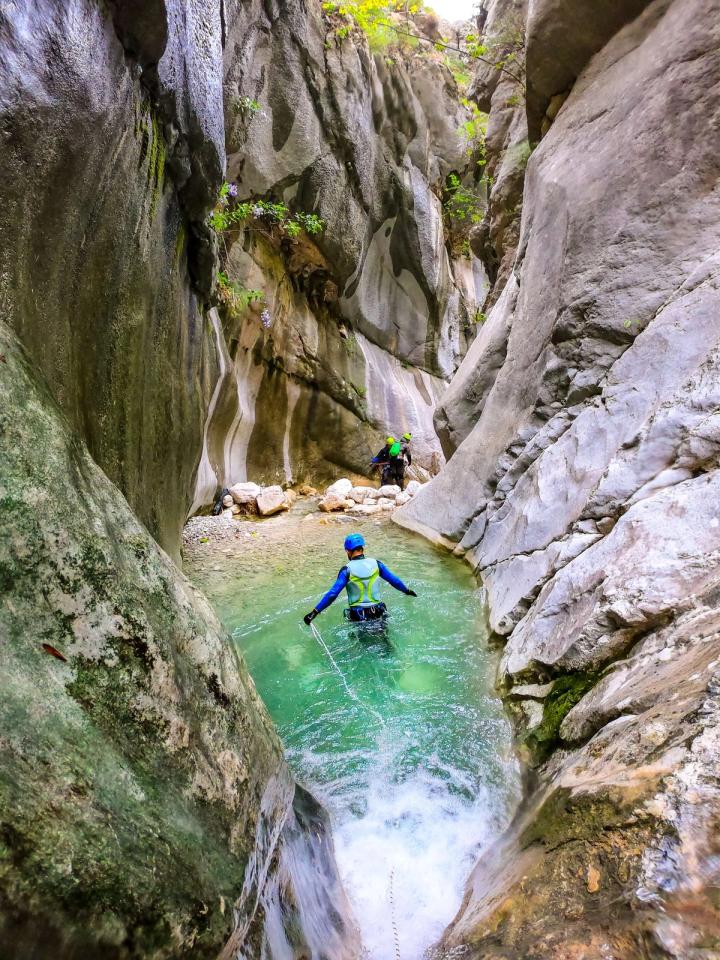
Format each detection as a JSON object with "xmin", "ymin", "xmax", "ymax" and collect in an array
[{"xmin": 303, "ymin": 533, "xmax": 417, "ymax": 624}]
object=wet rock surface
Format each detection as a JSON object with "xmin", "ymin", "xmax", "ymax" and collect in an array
[
  {"xmin": 0, "ymin": 321, "xmax": 359, "ymax": 958},
  {"xmin": 0, "ymin": 0, "xmax": 228, "ymax": 561},
  {"xmin": 396, "ymin": 0, "xmax": 720, "ymax": 954}
]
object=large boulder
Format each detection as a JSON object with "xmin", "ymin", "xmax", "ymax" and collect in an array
[
  {"xmin": 348, "ymin": 486, "xmax": 378, "ymax": 503},
  {"xmin": 318, "ymin": 493, "xmax": 347, "ymax": 513},
  {"xmin": 256, "ymin": 485, "xmax": 289, "ymax": 516},
  {"xmin": 325, "ymin": 478, "xmax": 353, "ymax": 499},
  {"xmin": 229, "ymin": 481, "xmax": 262, "ymax": 504},
  {"xmin": 376, "ymin": 485, "xmax": 401, "ymax": 499}
]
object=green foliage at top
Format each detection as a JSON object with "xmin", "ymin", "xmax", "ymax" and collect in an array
[
  {"xmin": 459, "ymin": 98, "xmax": 488, "ymax": 163},
  {"xmin": 216, "ymin": 273, "xmax": 265, "ymax": 323},
  {"xmin": 322, "ymin": 0, "xmax": 423, "ymax": 52}
]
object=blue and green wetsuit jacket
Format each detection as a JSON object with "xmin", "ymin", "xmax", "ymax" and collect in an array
[{"xmin": 315, "ymin": 555, "xmax": 411, "ymax": 612}]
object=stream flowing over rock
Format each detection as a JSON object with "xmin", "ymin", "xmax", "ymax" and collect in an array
[{"xmin": 396, "ymin": 0, "xmax": 720, "ymax": 954}]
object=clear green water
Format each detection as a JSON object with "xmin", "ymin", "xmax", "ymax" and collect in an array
[{"xmin": 186, "ymin": 512, "xmax": 519, "ymax": 959}]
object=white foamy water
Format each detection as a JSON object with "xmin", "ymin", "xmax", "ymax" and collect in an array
[
  {"xmin": 291, "ymin": 719, "xmax": 518, "ymax": 960},
  {"xmin": 334, "ymin": 770, "xmax": 502, "ymax": 958}
]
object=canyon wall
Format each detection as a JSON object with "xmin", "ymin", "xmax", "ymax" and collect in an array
[
  {"xmin": 189, "ymin": 0, "xmax": 486, "ymax": 502},
  {"xmin": 0, "ymin": 2, "xmax": 359, "ymax": 955},
  {"xmin": 398, "ymin": 0, "xmax": 720, "ymax": 954}
]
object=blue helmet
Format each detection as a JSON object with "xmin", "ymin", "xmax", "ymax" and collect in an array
[{"xmin": 344, "ymin": 533, "xmax": 365, "ymax": 552}]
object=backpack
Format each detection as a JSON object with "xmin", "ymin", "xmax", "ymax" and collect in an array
[{"xmin": 389, "ymin": 441, "xmax": 402, "ymax": 458}]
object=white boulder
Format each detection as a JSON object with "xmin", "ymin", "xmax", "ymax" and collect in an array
[
  {"xmin": 348, "ymin": 486, "xmax": 378, "ymax": 503},
  {"xmin": 405, "ymin": 480, "xmax": 422, "ymax": 497},
  {"xmin": 344, "ymin": 499, "xmax": 356, "ymax": 509},
  {"xmin": 318, "ymin": 493, "xmax": 347, "ymax": 512},
  {"xmin": 221, "ymin": 508, "xmax": 234, "ymax": 519},
  {"xmin": 377, "ymin": 485, "xmax": 401, "ymax": 499},
  {"xmin": 229, "ymin": 482, "xmax": 262, "ymax": 504},
  {"xmin": 256, "ymin": 485, "xmax": 289, "ymax": 516},
  {"xmin": 395, "ymin": 492, "xmax": 411, "ymax": 506},
  {"xmin": 325, "ymin": 478, "xmax": 353, "ymax": 499},
  {"xmin": 377, "ymin": 497, "xmax": 395, "ymax": 510},
  {"xmin": 348, "ymin": 503, "xmax": 381, "ymax": 515},
  {"xmin": 222, "ymin": 493, "xmax": 234, "ymax": 508}
]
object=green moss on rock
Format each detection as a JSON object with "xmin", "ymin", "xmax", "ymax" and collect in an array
[{"xmin": 525, "ymin": 670, "xmax": 602, "ymax": 763}]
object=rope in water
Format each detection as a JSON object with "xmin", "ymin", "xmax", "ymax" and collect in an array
[
  {"xmin": 389, "ymin": 867, "xmax": 401, "ymax": 960},
  {"xmin": 308, "ymin": 621, "xmax": 386, "ymax": 727}
]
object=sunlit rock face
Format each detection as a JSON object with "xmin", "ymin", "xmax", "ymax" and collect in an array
[
  {"xmin": 397, "ymin": 0, "xmax": 720, "ymax": 953},
  {"xmin": 189, "ymin": 0, "xmax": 486, "ymax": 497}
]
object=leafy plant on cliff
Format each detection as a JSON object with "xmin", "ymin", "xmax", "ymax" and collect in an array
[
  {"xmin": 464, "ymin": 10, "xmax": 526, "ymax": 93},
  {"xmin": 209, "ymin": 184, "xmax": 325, "ymax": 241},
  {"xmin": 443, "ymin": 172, "xmax": 484, "ymax": 226},
  {"xmin": 216, "ymin": 273, "xmax": 266, "ymax": 324},
  {"xmin": 233, "ymin": 96, "xmax": 263, "ymax": 116}
]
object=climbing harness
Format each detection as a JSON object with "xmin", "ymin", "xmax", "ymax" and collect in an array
[{"xmin": 307, "ymin": 621, "xmax": 385, "ymax": 727}]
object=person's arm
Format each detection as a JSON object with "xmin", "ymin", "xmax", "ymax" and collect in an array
[
  {"xmin": 377, "ymin": 560, "xmax": 417, "ymax": 596},
  {"xmin": 371, "ymin": 445, "xmax": 389, "ymax": 464},
  {"xmin": 405, "ymin": 447, "xmax": 412, "ymax": 465},
  {"xmin": 304, "ymin": 567, "xmax": 349, "ymax": 622}
]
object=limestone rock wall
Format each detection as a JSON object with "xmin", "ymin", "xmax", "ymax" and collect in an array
[
  {"xmin": 189, "ymin": 0, "xmax": 486, "ymax": 499},
  {"xmin": 397, "ymin": 0, "xmax": 720, "ymax": 953},
  {"xmin": 0, "ymin": 3, "xmax": 359, "ymax": 956},
  {"xmin": 0, "ymin": 0, "xmax": 226, "ymax": 560},
  {"xmin": 0, "ymin": 319, "xmax": 359, "ymax": 958}
]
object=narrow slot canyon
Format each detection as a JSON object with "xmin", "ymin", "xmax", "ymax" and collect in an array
[{"xmin": 1, "ymin": 1, "xmax": 719, "ymax": 959}]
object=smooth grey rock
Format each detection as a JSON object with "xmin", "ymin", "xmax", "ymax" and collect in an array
[
  {"xmin": 525, "ymin": 0, "xmax": 653, "ymax": 139},
  {"xmin": 256, "ymin": 485, "xmax": 289, "ymax": 516}
]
